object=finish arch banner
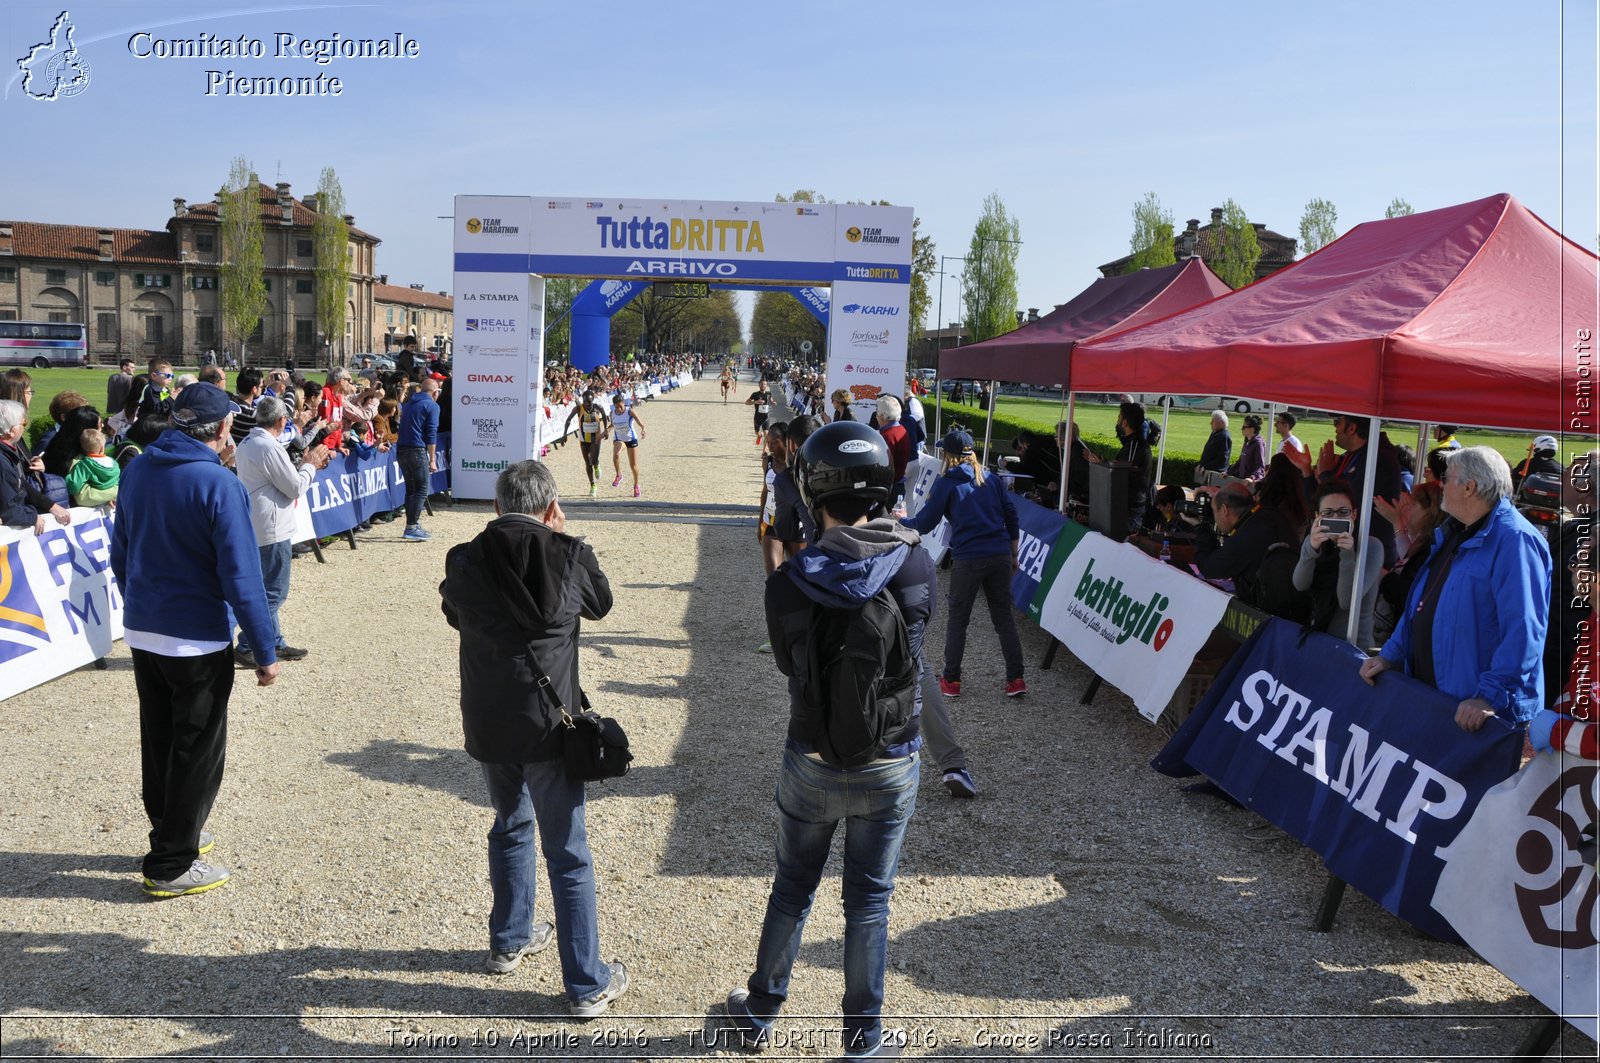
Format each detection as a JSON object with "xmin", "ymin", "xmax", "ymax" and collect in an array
[{"xmin": 452, "ymin": 195, "xmax": 912, "ymax": 498}]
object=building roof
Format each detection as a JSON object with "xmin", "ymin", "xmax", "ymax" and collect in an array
[
  {"xmin": 3, "ymin": 222, "xmax": 179, "ymax": 265},
  {"xmin": 373, "ymin": 282, "xmax": 453, "ymax": 311},
  {"xmin": 179, "ymin": 183, "xmax": 378, "ymax": 242}
]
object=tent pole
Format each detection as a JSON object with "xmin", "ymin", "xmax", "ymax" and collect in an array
[
  {"xmin": 1415, "ymin": 423, "xmax": 1430, "ymax": 481},
  {"xmin": 1060, "ymin": 391, "xmax": 1076, "ymax": 517},
  {"xmin": 933, "ymin": 367, "xmax": 943, "ymax": 453},
  {"xmin": 982, "ymin": 379, "xmax": 999, "ymax": 466},
  {"xmin": 1345, "ymin": 417, "xmax": 1383, "ymax": 648},
  {"xmin": 1153, "ymin": 398, "xmax": 1173, "ymax": 487}
]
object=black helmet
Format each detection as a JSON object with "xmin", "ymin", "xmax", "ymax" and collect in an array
[{"xmin": 796, "ymin": 420, "xmax": 893, "ymax": 515}]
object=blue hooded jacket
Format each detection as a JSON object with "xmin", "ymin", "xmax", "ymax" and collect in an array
[
  {"xmin": 901, "ymin": 462, "xmax": 1019, "ymax": 561},
  {"xmin": 1378, "ymin": 498, "xmax": 1551, "ymax": 721},
  {"xmin": 109, "ymin": 429, "xmax": 277, "ymax": 664},
  {"xmin": 765, "ymin": 520, "xmax": 931, "ymax": 759}
]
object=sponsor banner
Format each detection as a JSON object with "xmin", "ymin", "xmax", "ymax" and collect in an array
[
  {"xmin": 1011, "ymin": 495, "xmax": 1068, "ymax": 610},
  {"xmin": 0, "ymin": 508, "xmax": 123, "ymax": 701},
  {"xmin": 827, "ymin": 278, "xmax": 909, "ymax": 420},
  {"xmin": 1432, "ymin": 752, "xmax": 1599, "ymax": 1038},
  {"xmin": 833, "ymin": 203, "xmax": 913, "ymax": 269},
  {"xmin": 456, "ymin": 195, "xmax": 533, "ymax": 256},
  {"xmin": 449, "ymin": 261, "xmax": 536, "ymax": 499},
  {"xmin": 1154, "ymin": 618, "xmax": 1526, "ymax": 944},
  {"xmin": 903, "ymin": 454, "xmax": 949, "ymax": 562},
  {"xmin": 1031, "ymin": 521, "xmax": 1231, "ymax": 718},
  {"xmin": 291, "ymin": 437, "xmax": 453, "ymax": 544}
]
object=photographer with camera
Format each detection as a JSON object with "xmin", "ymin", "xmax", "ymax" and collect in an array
[
  {"xmin": 1291, "ymin": 481, "xmax": 1384, "ymax": 648},
  {"xmin": 1182, "ymin": 481, "xmax": 1299, "ymax": 607}
]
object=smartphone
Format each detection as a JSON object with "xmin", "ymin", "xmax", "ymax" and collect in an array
[{"xmin": 1320, "ymin": 517, "xmax": 1352, "ymax": 536}]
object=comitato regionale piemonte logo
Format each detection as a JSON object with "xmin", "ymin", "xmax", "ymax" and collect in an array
[{"xmin": 17, "ymin": 11, "xmax": 91, "ymax": 101}]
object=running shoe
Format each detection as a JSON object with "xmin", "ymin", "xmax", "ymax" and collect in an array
[
  {"xmin": 942, "ymin": 769, "xmax": 978, "ymax": 799},
  {"xmin": 938, "ymin": 676, "xmax": 961, "ymax": 698},
  {"xmin": 142, "ymin": 859, "xmax": 230, "ymax": 899},
  {"xmin": 612, "ymin": 474, "xmax": 623, "ymax": 487},
  {"xmin": 633, "ymin": 485, "xmax": 641, "ymax": 498},
  {"xmin": 589, "ymin": 483, "xmax": 598, "ymax": 498},
  {"xmin": 1005, "ymin": 678, "xmax": 1028, "ymax": 697}
]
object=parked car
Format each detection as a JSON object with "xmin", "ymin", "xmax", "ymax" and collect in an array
[{"xmin": 1135, "ymin": 394, "xmax": 1258, "ymax": 413}]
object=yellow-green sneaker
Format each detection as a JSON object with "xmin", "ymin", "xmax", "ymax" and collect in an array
[{"xmin": 143, "ymin": 859, "xmax": 230, "ymax": 899}]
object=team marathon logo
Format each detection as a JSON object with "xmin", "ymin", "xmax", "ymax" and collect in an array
[
  {"xmin": 464, "ymin": 217, "xmax": 520, "ymax": 235},
  {"xmin": 844, "ymin": 225, "xmax": 901, "ymax": 246},
  {"xmin": 17, "ymin": 11, "xmax": 92, "ymax": 101},
  {"xmin": 1513, "ymin": 764, "xmax": 1598, "ymax": 948},
  {"xmin": 0, "ymin": 544, "xmax": 51, "ymax": 664}
]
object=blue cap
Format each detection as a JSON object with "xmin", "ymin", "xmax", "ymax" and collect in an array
[
  {"xmin": 170, "ymin": 382, "xmax": 242, "ymax": 427},
  {"xmin": 940, "ymin": 429, "xmax": 974, "ymax": 454}
]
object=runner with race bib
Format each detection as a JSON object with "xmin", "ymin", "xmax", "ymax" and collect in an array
[
  {"xmin": 563, "ymin": 389, "xmax": 609, "ymax": 497},
  {"xmin": 745, "ymin": 380, "xmax": 774, "ymax": 447}
]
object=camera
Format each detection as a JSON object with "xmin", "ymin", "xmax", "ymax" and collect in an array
[
  {"xmin": 1319, "ymin": 517, "xmax": 1352, "ymax": 536},
  {"xmin": 1178, "ymin": 494, "xmax": 1213, "ymax": 523}
]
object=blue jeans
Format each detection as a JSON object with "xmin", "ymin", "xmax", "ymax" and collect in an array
[
  {"xmin": 236, "ymin": 539, "xmax": 290, "ymax": 656},
  {"xmin": 746, "ymin": 747, "xmax": 919, "ymax": 1052},
  {"xmin": 480, "ymin": 759, "xmax": 607, "ymax": 1002},
  {"xmin": 399, "ymin": 446, "xmax": 429, "ymax": 527}
]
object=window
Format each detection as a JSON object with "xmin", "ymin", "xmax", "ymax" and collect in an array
[
  {"xmin": 296, "ymin": 238, "xmax": 313, "ymax": 257},
  {"xmin": 95, "ymin": 270, "xmax": 115, "ymax": 286},
  {"xmin": 295, "ymin": 277, "xmax": 313, "ymax": 294},
  {"xmin": 191, "ymin": 275, "xmax": 217, "ymax": 290},
  {"xmin": 47, "ymin": 312, "xmax": 67, "ymax": 323},
  {"xmin": 263, "ymin": 279, "xmax": 271, "ymax": 292},
  {"xmin": 0, "ymin": 266, "xmax": 15, "ymax": 283},
  {"xmin": 385, "ymin": 307, "xmax": 393, "ymax": 325},
  {"xmin": 196, "ymin": 316, "xmax": 216, "ymax": 347},
  {"xmin": 195, "ymin": 232, "xmax": 215, "ymax": 253},
  {"xmin": 97, "ymin": 313, "xmax": 117, "ymax": 343},
  {"xmin": 0, "ymin": 310, "xmax": 15, "ymax": 321},
  {"xmin": 145, "ymin": 315, "xmax": 164, "ymax": 343},
  {"xmin": 295, "ymin": 318, "xmax": 315, "ymax": 346},
  {"xmin": 135, "ymin": 273, "xmax": 172, "ymax": 288},
  {"xmin": 249, "ymin": 319, "xmax": 264, "ymax": 342},
  {"xmin": 46, "ymin": 268, "xmax": 67, "ymax": 284}
]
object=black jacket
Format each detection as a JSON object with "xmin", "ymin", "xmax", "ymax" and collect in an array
[
  {"xmin": 440, "ymin": 514, "xmax": 613, "ymax": 763},
  {"xmin": 1194, "ymin": 504, "xmax": 1298, "ymax": 592},
  {"xmin": 764, "ymin": 520, "xmax": 931, "ymax": 757},
  {"xmin": 0, "ymin": 438, "xmax": 51, "ymax": 528}
]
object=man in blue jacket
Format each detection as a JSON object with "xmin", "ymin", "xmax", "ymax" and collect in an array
[
  {"xmin": 723, "ymin": 421, "xmax": 928, "ymax": 1059},
  {"xmin": 1360, "ymin": 446, "xmax": 1551, "ymax": 730},
  {"xmin": 110, "ymin": 382, "xmax": 280, "ymax": 899},
  {"xmin": 397, "ymin": 374, "xmax": 441, "ymax": 542}
]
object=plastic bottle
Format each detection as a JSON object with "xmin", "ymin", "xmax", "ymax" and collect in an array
[{"xmin": 1159, "ymin": 538, "xmax": 1172, "ymax": 565}]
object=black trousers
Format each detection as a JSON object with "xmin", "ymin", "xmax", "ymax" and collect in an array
[{"xmin": 134, "ymin": 647, "xmax": 234, "ymax": 881}]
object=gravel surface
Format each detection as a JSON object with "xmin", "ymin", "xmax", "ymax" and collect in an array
[{"xmin": 1, "ymin": 377, "xmax": 1591, "ymax": 1061}]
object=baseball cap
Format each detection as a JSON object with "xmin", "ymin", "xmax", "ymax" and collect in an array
[
  {"xmin": 939, "ymin": 429, "xmax": 975, "ymax": 455},
  {"xmin": 170, "ymin": 382, "xmax": 241, "ymax": 427},
  {"xmin": 1533, "ymin": 434, "xmax": 1559, "ymax": 453}
]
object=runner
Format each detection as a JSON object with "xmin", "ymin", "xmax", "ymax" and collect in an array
[
  {"xmin": 607, "ymin": 393, "xmax": 647, "ymax": 497},
  {"xmin": 720, "ymin": 364, "xmax": 735, "ymax": 403},
  {"xmin": 744, "ymin": 379, "xmax": 774, "ymax": 447},
  {"xmin": 563, "ymin": 389, "xmax": 608, "ymax": 497}
]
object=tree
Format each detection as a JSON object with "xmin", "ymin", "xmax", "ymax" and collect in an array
[
  {"xmin": 1298, "ymin": 197, "xmax": 1339, "ymax": 256},
  {"xmin": 311, "ymin": 167, "xmax": 349, "ymax": 366},
  {"xmin": 219, "ymin": 156, "xmax": 267, "ymax": 362},
  {"xmin": 1208, "ymin": 198, "xmax": 1261, "ymax": 289},
  {"xmin": 1127, "ymin": 192, "xmax": 1176, "ymax": 272},
  {"xmin": 961, "ymin": 192, "xmax": 1022, "ymax": 343},
  {"xmin": 751, "ymin": 289, "xmax": 825, "ymax": 360},
  {"xmin": 1385, "ymin": 197, "xmax": 1415, "ymax": 219},
  {"xmin": 910, "ymin": 215, "xmax": 935, "ymax": 337}
]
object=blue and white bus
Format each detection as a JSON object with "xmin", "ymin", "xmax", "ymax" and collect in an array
[{"xmin": 0, "ymin": 320, "xmax": 89, "ymax": 368}]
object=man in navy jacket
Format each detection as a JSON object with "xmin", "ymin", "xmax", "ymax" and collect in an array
[{"xmin": 110, "ymin": 383, "xmax": 279, "ymax": 899}]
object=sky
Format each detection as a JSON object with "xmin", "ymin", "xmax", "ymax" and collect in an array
[{"xmin": 4, "ymin": 0, "xmax": 1596, "ymax": 341}]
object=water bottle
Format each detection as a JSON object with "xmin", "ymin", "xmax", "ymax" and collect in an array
[{"xmin": 1159, "ymin": 538, "xmax": 1172, "ymax": 565}]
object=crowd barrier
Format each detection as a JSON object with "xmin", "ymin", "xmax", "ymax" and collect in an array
[
  {"xmin": 907, "ymin": 455, "xmax": 1597, "ymax": 1037},
  {"xmin": 0, "ymin": 507, "xmax": 123, "ymax": 701}
]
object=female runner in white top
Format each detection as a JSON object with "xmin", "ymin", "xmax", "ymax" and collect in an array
[{"xmin": 607, "ymin": 393, "xmax": 647, "ymax": 496}]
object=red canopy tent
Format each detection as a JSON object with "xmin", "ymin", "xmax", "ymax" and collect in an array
[
  {"xmin": 939, "ymin": 258, "xmax": 1231, "ymax": 387},
  {"xmin": 1071, "ymin": 193, "xmax": 1599, "ymax": 433}
]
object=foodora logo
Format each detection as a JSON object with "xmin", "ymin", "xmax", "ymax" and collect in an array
[{"xmin": 1074, "ymin": 557, "xmax": 1175, "ymax": 649}]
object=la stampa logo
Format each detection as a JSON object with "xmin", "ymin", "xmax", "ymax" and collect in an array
[{"xmin": 17, "ymin": 11, "xmax": 91, "ymax": 102}]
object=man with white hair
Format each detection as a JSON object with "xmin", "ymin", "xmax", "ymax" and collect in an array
[
  {"xmin": 232, "ymin": 395, "xmax": 332, "ymax": 667},
  {"xmin": 877, "ymin": 394, "xmax": 913, "ymax": 509},
  {"xmin": 1361, "ymin": 446, "xmax": 1552, "ymax": 732},
  {"xmin": 1197, "ymin": 410, "xmax": 1232, "ymax": 478}
]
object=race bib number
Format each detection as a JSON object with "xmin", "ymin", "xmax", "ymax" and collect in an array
[
  {"xmin": 756, "ymin": 404, "xmax": 769, "ymax": 414},
  {"xmin": 582, "ymin": 420, "xmax": 601, "ymax": 434}
]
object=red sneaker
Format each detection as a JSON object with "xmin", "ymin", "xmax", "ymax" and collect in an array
[
  {"xmin": 937, "ymin": 677, "xmax": 961, "ymax": 698},
  {"xmin": 1004, "ymin": 678, "xmax": 1027, "ymax": 697}
]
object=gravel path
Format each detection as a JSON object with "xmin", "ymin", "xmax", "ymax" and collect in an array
[{"xmin": 1, "ymin": 377, "xmax": 1590, "ymax": 1061}]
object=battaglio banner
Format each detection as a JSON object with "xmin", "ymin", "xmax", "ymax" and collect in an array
[
  {"xmin": 1154, "ymin": 619, "xmax": 1525, "ymax": 944},
  {"xmin": 1030, "ymin": 520, "xmax": 1232, "ymax": 718},
  {"xmin": 0, "ymin": 508, "xmax": 122, "ymax": 701},
  {"xmin": 1431, "ymin": 751, "xmax": 1599, "ymax": 1037}
]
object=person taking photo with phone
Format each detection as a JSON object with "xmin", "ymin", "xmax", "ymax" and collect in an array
[{"xmin": 1291, "ymin": 480, "xmax": 1384, "ymax": 648}]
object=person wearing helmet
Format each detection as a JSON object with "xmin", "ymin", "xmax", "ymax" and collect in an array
[
  {"xmin": 723, "ymin": 420, "xmax": 931, "ymax": 1059},
  {"xmin": 901, "ymin": 429, "xmax": 1026, "ymax": 699}
]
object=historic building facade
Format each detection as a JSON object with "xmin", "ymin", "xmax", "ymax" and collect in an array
[{"xmin": 371, "ymin": 280, "xmax": 453, "ymax": 356}]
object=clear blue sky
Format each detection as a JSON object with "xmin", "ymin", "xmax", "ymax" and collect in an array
[{"xmin": 4, "ymin": 0, "xmax": 1595, "ymax": 339}]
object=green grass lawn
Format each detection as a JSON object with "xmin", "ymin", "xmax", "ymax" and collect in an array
[{"xmin": 928, "ymin": 393, "xmax": 1589, "ymax": 470}]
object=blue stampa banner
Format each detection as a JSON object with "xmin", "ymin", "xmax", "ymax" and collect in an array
[
  {"xmin": 302, "ymin": 434, "xmax": 452, "ymax": 539},
  {"xmin": 1010, "ymin": 495, "xmax": 1068, "ymax": 611},
  {"xmin": 1153, "ymin": 618, "xmax": 1524, "ymax": 943}
]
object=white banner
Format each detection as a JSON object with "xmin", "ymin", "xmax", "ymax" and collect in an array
[
  {"xmin": 826, "ymin": 204, "xmax": 914, "ymax": 420},
  {"xmin": 1034, "ymin": 524, "xmax": 1231, "ymax": 719},
  {"xmin": 1432, "ymin": 752, "xmax": 1599, "ymax": 1039},
  {"xmin": 902, "ymin": 453, "xmax": 950, "ymax": 561},
  {"xmin": 0, "ymin": 508, "xmax": 123, "ymax": 700}
]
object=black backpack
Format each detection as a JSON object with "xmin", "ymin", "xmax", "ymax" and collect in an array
[
  {"xmin": 800, "ymin": 589, "xmax": 918, "ymax": 767},
  {"xmin": 1245, "ymin": 541, "xmax": 1311, "ymax": 624}
]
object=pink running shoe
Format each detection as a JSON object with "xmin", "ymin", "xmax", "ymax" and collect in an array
[
  {"xmin": 633, "ymin": 485, "xmax": 641, "ymax": 498},
  {"xmin": 611, "ymin": 474, "xmax": 623, "ymax": 487}
]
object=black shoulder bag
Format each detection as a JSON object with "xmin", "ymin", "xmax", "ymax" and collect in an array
[{"xmin": 525, "ymin": 657, "xmax": 632, "ymax": 783}]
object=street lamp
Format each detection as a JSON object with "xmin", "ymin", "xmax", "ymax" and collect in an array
[{"xmin": 932, "ymin": 237, "xmax": 1023, "ymax": 442}]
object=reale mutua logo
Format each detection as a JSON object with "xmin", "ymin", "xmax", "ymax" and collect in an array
[{"xmin": 17, "ymin": 10, "xmax": 92, "ymax": 101}]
